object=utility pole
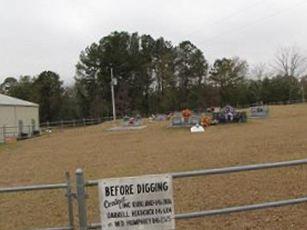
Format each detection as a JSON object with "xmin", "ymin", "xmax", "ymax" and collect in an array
[
  {"xmin": 110, "ymin": 67, "xmax": 116, "ymax": 121},
  {"xmin": 302, "ymin": 83, "xmax": 305, "ymax": 103}
]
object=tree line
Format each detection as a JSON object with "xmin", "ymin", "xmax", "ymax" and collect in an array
[{"xmin": 1, "ymin": 31, "xmax": 307, "ymax": 122}]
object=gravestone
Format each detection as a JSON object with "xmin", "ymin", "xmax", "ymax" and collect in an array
[
  {"xmin": 154, "ymin": 114, "xmax": 167, "ymax": 121},
  {"xmin": 171, "ymin": 113, "xmax": 183, "ymax": 126},
  {"xmin": 190, "ymin": 124, "xmax": 205, "ymax": 133},
  {"xmin": 250, "ymin": 105, "xmax": 269, "ymax": 118},
  {"xmin": 122, "ymin": 115, "xmax": 130, "ymax": 126},
  {"xmin": 134, "ymin": 114, "xmax": 142, "ymax": 126},
  {"xmin": 122, "ymin": 115, "xmax": 143, "ymax": 127},
  {"xmin": 189, "ymin": 115, "xmax": 201, "ymax": 125}
]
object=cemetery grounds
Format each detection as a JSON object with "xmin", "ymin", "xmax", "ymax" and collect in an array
[{"xmin": 1, "ymin": 104, "xmax": 307, "ymax": 229}]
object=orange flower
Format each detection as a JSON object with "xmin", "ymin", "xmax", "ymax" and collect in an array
[{"xmin": 182, "ymin": 109, "xmax": 192, "ymax": 119}]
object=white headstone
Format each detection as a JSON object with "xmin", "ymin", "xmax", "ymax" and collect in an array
[
  {"xmin": 190, "ymin": 124, "xmax": 205, "ymax": 133},
  {"xmin": 250, "ymin": 105, "xmax": 269, "ymax": 118}
]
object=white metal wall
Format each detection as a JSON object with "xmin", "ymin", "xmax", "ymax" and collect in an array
[{"xmin": 0, "ymin": 105, "xmax": 39, "ymax": 143}]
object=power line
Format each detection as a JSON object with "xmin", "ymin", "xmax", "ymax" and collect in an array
[
  {"xmin": 196, "ymin": 0, "xmax": 307, "ymax": 48},
  {"xmin": 185, "ymin": 0, "xmax": 266, "ymax": 38}
]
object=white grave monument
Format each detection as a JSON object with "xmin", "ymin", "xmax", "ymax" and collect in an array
[
  {"xmin": 250, "ymin": 105, "xmax": 269, "ymax": 118},
  {"xmin": 190, "ymin": 124, "xmax": 205, "ymax": 133}
]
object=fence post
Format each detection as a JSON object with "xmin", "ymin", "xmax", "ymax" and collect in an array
[
  {"xmin": 76, "ymin": 168, "xmax": 88, "ymax": 230},
  {"xmin": 65, "ymin": 172, "xmax": 74, "ymax": 229},
  {"xmin": 2, "ymin": 125, "xmax": 6, "ymax": 141}
]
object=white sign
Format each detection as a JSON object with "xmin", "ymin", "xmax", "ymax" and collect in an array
[{"xmin": 98, "ymin": 174, "xmax": 175, "ymax": 230}]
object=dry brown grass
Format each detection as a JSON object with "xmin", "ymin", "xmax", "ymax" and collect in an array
[{"xmin": 1, "ymin": 104, "xmax": 307, "ymax": 229}]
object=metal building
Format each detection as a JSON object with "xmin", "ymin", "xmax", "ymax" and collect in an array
[{"xmin": 0, "ymin": 93, "xmax": 39, "ymax": 143}]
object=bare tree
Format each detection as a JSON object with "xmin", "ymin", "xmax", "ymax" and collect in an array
[
  {"xmin": 250, "ymin": 63, "xmax": 270, "ymax": 80},
  {"xmin": 273, "ymin": 46, "xmax": 307, "ymax": 78}
]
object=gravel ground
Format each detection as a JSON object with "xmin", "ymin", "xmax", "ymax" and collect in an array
[{"xmin": 1, "ymin": 104, "xmax": 307, "ymax": 229}]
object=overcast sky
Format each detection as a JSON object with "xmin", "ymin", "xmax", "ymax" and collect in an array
[{"xmin": 1, "ymin": 0, "xmax": 307, "ymax": 84}]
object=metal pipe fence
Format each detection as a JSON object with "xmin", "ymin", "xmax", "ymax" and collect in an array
[
  {"xmin": 267, "ymin": 99, "xmax": 306, "ymax": 105},
  {"xmin": 235, "ymin": 99, "xmax": 306, "ymax": 110},
  {"xmin": 77, "ymin": 158, "xmax": 307, "ymax": 229},
  {"xmin": 0, "ymin": 117, "xmax": 114, "ymax": 144},
  {"xmin": 40, "ymin": 117, "xmax": 113, "ymax": 131},
  {"xmin": 0, "ymin": 172, "xmax": 74, "ymax": 230},
  {"xmin": 1, "ymin": 159, "xmax": 307, "ymax": 229},
  {"xmin": 0, "ymin": 125, "xmax": 39, "ymax": 143}
]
